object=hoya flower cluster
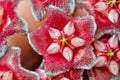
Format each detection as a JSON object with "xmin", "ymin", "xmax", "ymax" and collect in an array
[{"xmin": 0, "ymin": 0, "xmax": 120, "ymax": 80}]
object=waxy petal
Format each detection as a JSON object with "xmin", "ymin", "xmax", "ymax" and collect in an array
[
  {"xmin": 47, "ymin": 43, "xmax": 60, "ymax": 54},
  {"xmin": 74, "ymin": 46, "xmax": 97, "ymax": 69},
  {"xmin": 108, "ymin": 9, "xmax": 119, "ymax": 23},
  {"xmin": 63, "ymin": 21, "xmax": 75, "ymax": 36},
  {"xmin": 94, "ymin": 40, "xmax": 107, "ymax": 52},
  {"xmin": 62, "ymin": 47, "xmax": 73, "ymax": 61},
  {"xmin": 71, "ymin": 37, "xmax": 85, "ymax": 47},
  {"xmin": 109, "ymin": 60, "xmax": 119, "ymax": 75},
  {"xmin": 48, "ymin": 27, "xmax": 61, "ymax": 39},
  {"xmin": 43, "ymin": 54, "xmax": 72, "ymax": 75},
  {"xmin": 0, "ymin": 47, "xmax": 39, "ymax": 80},
  {"xmin": 94, "ymin": 2, "xmax": 108, "ymax": 11},
  {"xmin": 0, "ymin": 0, "xmax": 27, "ymax": 57},
  {"xmin": 88, "ymin": 67, "xmax": 115, "ymax": 80},
  {"xmin": 0, "ymin": 71, "xmax": 13, "ymax": 80},
  {"xmin": 116, "ymin": 50, "xmax": 120, "ymax": 60},
  {"xmin": 108, "ymin": 34, "xmax": 118, "ymax": 49},
  {"xmin": 60, "ymin": 77, "xmax": 70, "ymax": 80},
  {"xmin": 31, "ymin": 0, "xmax": 75, "ymax": 21},
  {"xmin": 96, "ymin": 56, "xmax": 107, "ymax": 67}
]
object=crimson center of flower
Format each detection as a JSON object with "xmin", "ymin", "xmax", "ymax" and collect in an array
[
  {"xmin": 107, "ymin": 0, "xmax": 117, "ymax": 8},
  {"xmin": 107, "ymin": 50, "xmax": 115, "ymax": 59}
]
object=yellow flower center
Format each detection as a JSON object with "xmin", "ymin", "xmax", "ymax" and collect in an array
[
  {"xmin": 107, "ymin": 50, "xmax": 114, "ymax": 59},
  {"xmin": 60, "ymin": 34, "xmax": 69, "ymax": 46},
  {"xmin": 107, "ymin": 0, "xmax": 116, "ymax": 7}
]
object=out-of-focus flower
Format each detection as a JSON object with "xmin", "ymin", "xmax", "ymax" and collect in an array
[
  {"xmin": 88, "ymin": 34, "xmax": 120, "ymax": 80},
  {"xmin": 36, "ymin": 68, "xmax": 84, "ymax": 80},
  {"xmin": 94, "ymin": 34, "xmax": 120, "ymax": 75},
  {"xmin": 0, "ymin": 0, "xmax": 27, "ymax": 57},
  {"xmin": 0, "ymin": 46, "xmax": 39, "ymax": 80},
  {"xmin": 87, "ymin": 0, "xmax": 120, "ymax": 38},
  {"xmin": 28, "ymin": 9, "xmax": 97, "ymax": 75},
  {"xmin": 30, "ymin": 0, "xmax": 76, "ymax": 21}
]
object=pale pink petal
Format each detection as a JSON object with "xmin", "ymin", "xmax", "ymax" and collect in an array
[
  {"xmin": 47, "ymin": 43, "xmax": 60, "ymax": 54},
  {"xmin": 108, "ymin": 9, "xmax": 119, "ymax": 23},
  {"xmin": 109, "ymin": 60, "xmax": 119, "ymax": 75},
  {"xmin": 63, "ymin": 21, "xmax": 75, "ymax": 36},
  {"xmin": 96, "ymin": 56, "xmax": 106, "ymax": 67},
  {"xmin": 48, "ymin": 27, "xmax": 61, "ymax": 39},
  {"xmin": 62, "ymin": 47, "xmax": 73, "ymax": 61},
  {"xmin": 119, "ymin": 3, "xmax": 120, "ymax": 10},
  {"xmin": 71, "ymin": 37, "xmax": 85, "ymax": 47},
  {"xmin": 116, "ymin": 50, "xmax": 120, "ymax": 60},
  {"xmin": 2, "ymin": 71, "xmax": 13, "ymax": 80},
  {"xmin": 94, "ymin": 2, "xmax": 108, "ymax": 11},
  {"xmin": 0, "ymin": 6, "xmax": 4, "ymax": 16},
  {"xmin": 60, "ymin": 77, "xmax": 70, "ymax": 80},
  {"xmin": 94, "ymin": 40, "xmax": 107, "ymax": 52},
  {"xmin": 108, "ymin": 34, "xmax": 118, "ymax": 49}
]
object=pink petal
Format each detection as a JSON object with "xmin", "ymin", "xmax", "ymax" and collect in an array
[
  {"xmin": 0, "ymin": 71, "xmax": 13, "ymax": 80},
  {"xmin": 62, "ymin": 47, "xmax": 73, "ymax": 61},
  {"xmin": 88, "ymin": 67, "xmax": 114, "ymax": 80},
  {"xmin": 35, "ymin": 69, "xmax": 48, "ymax": 80},
  {"xmin": 48, "ymin": 27, "xmax": 61, "ymax": 39},
  {"xmin": 43, "ymin": 54, "xmax": 72, "ymax": 76},
  {"xmin": 109, "ymin": 60, "xmax": 119, "ymax": 75},
  {"xmin": 108, "ymin": 9, "xmax": 119, "ymax": 23},
  {"xmin": 96, "ymin": 56, "xmax": 106, "ymax": 67},
  {"xmin": 60, "ymin": 77, "xmax": 70, "ymax": 80},
  {"xmin": 94, "ymin": 2, "xmax": 108, "ymax": 11},
  {"xmin": 0, "ymin": 6, "xmax": 4, "ymax": 16},
  {"xmin": 119, "ymin": 3, "xmax": 120, "ymax": 10},
  {"xmin": 28, "ymin": 26, "xmax": 53, "ymax": 55},
  {"xmin": 47, "ymin": 43, "xmax": 60, "ymax": 54},
  {"xmin": 94, "ymin": 40, "xmax": 107, "ymax": 52},
  {"xmin": 63, "ymin": 21, "xmax": 75, "ymax": 36},
  {"xmin": 0, "ymin": 47, "xmax": 39, "ymax": 80},
  {"xmin": 71, "ymin": 37, "xmax": 85, "ymax": 47},
  {"xmin": 73, "ymin": 16, "xmax": 96, "ymax": 44},
  {"xmin": 108, "ymin": 34, "xmax": 118, "ymax": 49},
  {"xmin": 73, "ymin": 46, "xmax": 96, "ymax": 69},
  {"xmin": 46, "ymin": 9, "xmax": 72, "ymax": 30},
  {"xmin": 116, "ymin": 50, "xmax": 120, "ymax": 60},
  {"xmin": 31, "ymin": 0, "xmax": 75, "ymax": 21}
]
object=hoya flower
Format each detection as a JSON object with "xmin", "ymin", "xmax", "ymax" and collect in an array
[
  {"xmin": 89, "ymin": 0, "xmax": 120, "ymax": 38},
  {"xmin": 36, "ymin": 68, "xmax": 83, "ymax": 80},
  {"xmin": 30, "ymin": 0, "xmax": 76, "ymax": 21},
  {"xmin": 0, "ymin": 0, "xmax": 27, "ymax": 57},
  {"xmin": 0, "ymin": 46, "xmax": 39, "ymax": 80},
  {"xmin": 93, "ymin": 34, "xmax": 120, "ymax": 76},
  {"xmin": 28, "ymin": 9, "xmax": 96, "ymax": 75},
  {"xmin": 88, "ymin": 67, "xmax": 120, "ymax": 80}
]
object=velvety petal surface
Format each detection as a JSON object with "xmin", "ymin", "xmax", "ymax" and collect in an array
[
  {"xmin": 31, "ymin": 0, "xmax": 75, "ymax": 21},
  {"xmin": 73, "ymin": 46, "xmax": 96, "ymax": 70},
  {"xmin": 0, "ymin": 0, "xmax": 27, "ymax": 57},
  {"xmin": 88, "ymin": 67, "xmax": 120, "ymax": 80},
  {"xmin": 0, "ymin": 46, "xmax": 39, "ymax": 80}
]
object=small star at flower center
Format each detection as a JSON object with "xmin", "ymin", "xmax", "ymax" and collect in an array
[
  {"xmin": 107, "ymin": 0, "xmax": 117, "ymax": 7},
  {"xmin": 107, "ymin": 50, "xmax": 114, "ymax": 59},
  {"xmin": 59, "ymin": 34, "xmax": 69, "ymax": 47}
]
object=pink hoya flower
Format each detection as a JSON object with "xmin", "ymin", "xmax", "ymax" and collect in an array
[
  {"xmin": 0, "ymin": 0, "xmax": 27, "ymax": 57},
  {"xmin": 36, "ymin": 68, "xmax": 83, "ymax": 80},
  {"xmin": 0, "ymin": 46, "xmax": 39, "ymax": 80},
  {"xmin": 89, "ymin": 0, "xmax": 120, "ymax": 38},
  {"xmin": 88, "ymin": 67, "xmax": 120, "ymax": 80},
  {"xmin": 30, "ymin": 0, "xmax": 75, "ymax": 21},
  {"xmin": 28, "ymin": 9, "xmax": 97, "ymax": 75},
  {"xmin": 93, "ymin": 34, "xmax": 120, "ymax": 76}
]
